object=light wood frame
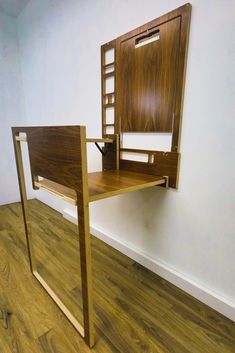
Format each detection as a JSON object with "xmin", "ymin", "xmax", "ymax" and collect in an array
[
  {"xmin": 12, "ymin": 126, "xmax": 94, "ymax": 348},
  {"xmin": 12, "ymin": 127, "xmax": 166, "ymax": 348}
]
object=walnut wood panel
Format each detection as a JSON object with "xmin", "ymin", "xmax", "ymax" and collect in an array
[
  {"xmin": 120, "ymin": 150, "xmax": 180, "ymax": 188},
  {"xmin": 118, "ymin": 17, "xmax": 180, "ymax": 132},
  {"xmin": 12, "ymin": 126, "xmax": 84, "ymax": 192},
  {"xmin": 88, "ymin": 170, "xmax": 165, "ymax": 201},
  {"xmin": 115, "ymin": 3, "xmax": 191, "ymax": 147}
]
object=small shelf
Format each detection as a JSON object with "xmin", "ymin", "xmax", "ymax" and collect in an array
[
  {"xmin": 85, "ymin": 138, "xmax": 113, "ymax": 143},
  {"xmin": 103, "ymin": 72, "xmax": 115, "ymax": 79},
  {"xmin": 103, "ymin": 62, "xmax": 115, "ymax": 68},
  {"xmin": 35, "ymin": 170, "xmax": 166, "ymax": 204},
  {"xmin": 103, "ymin": 92, "xmax": 115, "ymax": 96},
  {"xmin": 104, "ymin": 103, "xmax": 115, "ymax": 108}
]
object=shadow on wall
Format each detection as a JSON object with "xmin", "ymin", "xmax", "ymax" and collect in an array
[{"xmin": 90, "ymin": 186, "xmax": 170, "ymax": 245}]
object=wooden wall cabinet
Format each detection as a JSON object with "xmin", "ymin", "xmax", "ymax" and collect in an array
[{"xmin": 101, "ymin": 3, "xmax": 191, "ymax": 188}]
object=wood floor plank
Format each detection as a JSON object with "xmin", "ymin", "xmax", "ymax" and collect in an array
[
  {"xmin": 0, "ymin": 200, "xmax": 234, "ymax": 353},
  {"xmin": 38, "ymin": 329, "xmax": 78, "ymax": 353}
]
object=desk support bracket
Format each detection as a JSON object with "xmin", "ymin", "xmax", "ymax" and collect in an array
[{"xmin": 95, "ymin": 142, "xmax": 107, "ymax": 156}]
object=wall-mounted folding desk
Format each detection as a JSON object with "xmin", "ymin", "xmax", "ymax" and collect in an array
[
  {"xmin": 36, "ymin": 170, "xmax": 166, "ymax": 203},
  {"xmin": 12, "ymin": 4, "xmax": 191, "ymax": 348}
]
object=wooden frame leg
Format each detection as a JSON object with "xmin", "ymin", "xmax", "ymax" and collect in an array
[
  {"xmin": 12, "ymin": 133, "xmax": 35, "ymax": 273},
  {"xmin": 77, "ymin": 196, "xmax": 95, "ymax": 348},
  {"xmin": 12, "ymin": 131, "xmax": 95, "ymax": 347}
]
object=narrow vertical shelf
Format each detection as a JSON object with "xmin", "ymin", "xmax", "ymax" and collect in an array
[{"xmin": 101, "ymin": 41, "xmax": 116, "ymax": 137}]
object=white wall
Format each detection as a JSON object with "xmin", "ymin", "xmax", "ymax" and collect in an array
[
  {"xmin": 0, "ymin": 11, "xmax": 26, "ymax": 205},
  {"xmin": 17, "ymin": 0, "xmax": 235, "ymax": 320}
]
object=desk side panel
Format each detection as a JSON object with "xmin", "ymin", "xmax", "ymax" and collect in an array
[{"xmin": 12, "ymin": 126, "xmax": 85, "ymax": 192}]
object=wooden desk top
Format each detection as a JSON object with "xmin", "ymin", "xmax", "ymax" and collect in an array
[
  {"xmin": 88, "ymin": 170, "xmax": 165, "ymax": 201},
  {"xmin": 35, "ymin": 170, "xmax": 165, "ymax": 204}
]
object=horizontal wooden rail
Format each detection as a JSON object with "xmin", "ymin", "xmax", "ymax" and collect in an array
[
  {"xmin": 15, "ymin": 136, "xmax": 114, "ymax": 144},
  {"xmin": 85, "ymin": 138, "xmax": 113, "ymax": 143},
  {"xmin": 34, "ymin": 180, "xmax": 77, "ymax": 205},
  {"xmin": 33, "ymin": 271, "xmax": 84, "ymax": 336},
  {"xmin": 120, "ymin": 147, "xmax": 164, "ymax": 155}
]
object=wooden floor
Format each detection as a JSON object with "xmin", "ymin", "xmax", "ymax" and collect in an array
[{"xmin": 0, "ymin": 200, "xmax": 235, "ymax": 353}]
